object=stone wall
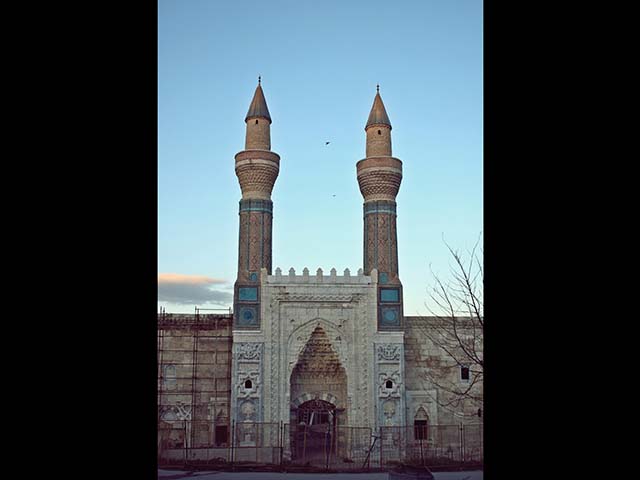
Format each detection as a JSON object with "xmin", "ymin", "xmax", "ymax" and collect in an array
[
  {"xmin": 158, "ymin": 314, "xmax": 232, "ymax": 449},
  {"xmin": 404, "ymin": 316, "xmax": 483, "ymax": 426}
]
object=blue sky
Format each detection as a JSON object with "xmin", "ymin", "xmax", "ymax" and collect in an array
[{"xmin": 158, "ymin": 0, "xmax": 483, "ymax": 315}]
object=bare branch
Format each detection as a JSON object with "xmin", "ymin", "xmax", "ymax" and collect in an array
[{"xmin": 417, "ymin": 234, "xmax": 484, "ymax": 414}]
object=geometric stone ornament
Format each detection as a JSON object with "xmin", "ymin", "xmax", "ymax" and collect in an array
[
  {"xmin": 377, "ymin": 344, "xmax": 400, "ymax": 361},
  {"xmin": 375, "ymin": 343, "xmax": 405, "ymax": 428},
  {"xmin": 237, "ymin": 342, "xmax": 262, "ymax": 361}
]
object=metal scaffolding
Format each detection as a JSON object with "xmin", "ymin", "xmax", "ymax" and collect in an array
[{"xmin": 157, "ymin": 312, "xmax": 233, "ymax": 462}]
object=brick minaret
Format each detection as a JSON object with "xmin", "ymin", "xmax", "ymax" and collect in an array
[
  {"xmin": 233, "ymin": 78, "xmax": 280, "ymax": 329},
  {"xmin": 357, "ymin": 86, "xmax": 404, "ymax": 329}
]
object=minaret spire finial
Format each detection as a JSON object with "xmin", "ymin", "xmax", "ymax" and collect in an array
[
  {"xmin": 365, "ymin": 86, "xmax": 391, "ymax": 130},
  {"xmin": 245, "ymin": 78, "xmax": 271, "ymax": 123}
]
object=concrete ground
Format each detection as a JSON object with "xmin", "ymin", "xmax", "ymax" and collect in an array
[{"xmin": 158, "ymin": 470, "xmax": 483, "ymax": 480}]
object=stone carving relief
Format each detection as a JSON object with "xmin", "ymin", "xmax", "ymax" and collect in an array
[
  {"xmin": 405, "ymin": 390, "xmax": 439, "ymax": 427},
  {"xmin": 175, "ymin": 402, "xmax": 193, "ymax": 421},
  {"xmin": 414, "ymin": 405, "xmax": 429, "ymax": 421},
  {"xmin": 383, "ymin": 399, "xmax": 397, "ymax": 426},
  {"xmin": 377, "ymin": 344, "xmax": 400, "ymax": 361},
  {"xmin": 269, "ymin": 307, "xmax": 280, "ymax": 426},
  {"xmin": 375, "ymin": 343, "xmax": 404, "ymax": 428},
  {"xmin": 237, "ymin": 342, "xmax": 262, "ymax": 361},
  {"xmin": 236, "ymin": 370, "xmax": 260, "ymax": 398},
  {"xmin": 286, "ymin": 320, "xmax": 349, "ymax": 378},
  {"xmin": 274, "ymin": 293, "xmax": 355, "ymax": 302},
  {"xmin": 159, "ymin": 406, "xmax": 176, "ymax": 421},
  {"xmin": 233, "ymin": 342, "xmax": 263, "ymax": 425},
  {"xmin": 240, "ymin": 400, "xmax": 257, "ymax": 421},
  {"xmin": 206, "ymin": 400, "xmax": 229, "ymax": 422},
  {"xmin": 160, "ymin": 402, "xmax": 192, "ymax": 422},
  {"xmin": 238, "ymin": 400, "xmax": 258, "ymax": 445},
  {"xmin": 378, "ymin": 370, "xmax": 402, "ymax": 398}
]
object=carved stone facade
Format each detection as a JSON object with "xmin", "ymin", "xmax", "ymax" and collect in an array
[
  {"xmin": 374, "ymin": 342, "xmax": 405, "ymax": 427},
  {"xmin": 231, "ymin": 342, "xmax": 264, "ymax": 445},
  {"xmin": 231, "ymin": 268, "xmax": 384, "ymax": 434}
]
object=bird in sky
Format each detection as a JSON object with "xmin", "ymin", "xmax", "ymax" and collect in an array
[{"xmin": 325, "ymin": 141, "xmax": 330, "ymax": 145}]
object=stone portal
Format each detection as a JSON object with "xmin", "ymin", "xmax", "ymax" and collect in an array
[{"xmin": 290, "ymin": 325, "xmax": 347, "ymax": 461}]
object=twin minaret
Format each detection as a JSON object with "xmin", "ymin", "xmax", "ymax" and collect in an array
[
  {"xmin": 233, "ymin": 80, "xmax": 403, "ymax": 330},
  {"xmin": 232, "ymin": 80, "xmax": 279, "ymax": 328},
  {"xmin": 357, "ymin": 87, "xmax": 404, "ymax": 329}
]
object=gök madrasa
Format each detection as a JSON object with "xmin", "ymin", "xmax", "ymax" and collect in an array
[{"xmin": 157, "ymin": 80, "xmax": 483, "ymax": 467}]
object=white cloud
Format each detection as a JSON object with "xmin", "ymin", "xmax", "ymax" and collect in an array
[{"xmin": 158, "ymin": 273, "xmax": 232, "ymax": 305}]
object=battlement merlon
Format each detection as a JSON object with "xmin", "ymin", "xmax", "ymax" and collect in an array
[{"xmin": 263, "ymin": 267, "xmax": 379, "ymax": 285}]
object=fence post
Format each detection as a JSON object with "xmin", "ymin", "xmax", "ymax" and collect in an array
[
  {"xmin": 463, "ymin": 423, "xmax": 467, "ymax": 463},
  {"xmin": 227, "ymin": 421, "xmax": 231, "ymax": 465},
  {"xmin": 279, "ymin": 421, "xmax": 284, "ymax": 467},
  {"xmin": 230, "ymin": 419, "xmax": 235, "ymax": 469},
  {"xmin": 367, "ymin": 428, "xmax": 371, "ymax": 470},
  {"xmin": 459, "ymin": 423, "xmax": 464, "ymax": 463},
  {"xmin": 184, "ymin": 421, "xmax": 188, "ymax": 468},
  {"xmin": 379, "ymin": 427, "xmax": 383, "ymax": 469},
  {"xmin": 325, "ymin": 424, "xmax": 330, "ymax": 471},
  {"xmin": 302, "ymin": 424, "xmax": 307, "ymax": 463}
]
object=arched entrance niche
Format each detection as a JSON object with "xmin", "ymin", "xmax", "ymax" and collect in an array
[
  {"xmin": 289, "ymin": 325, "xmax": 347, "ymax": 461},
  {"xmin": 413, "ymin": 406, "xmax": 429, "ymax": 441}
]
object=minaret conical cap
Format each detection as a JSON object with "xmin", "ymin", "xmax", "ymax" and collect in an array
[
  {"xmin": 365, "ymin": 91, "xmax": 392, "ymax": 130},
  {"xmin": 245, "ymin": 82, "xmax": 272, "ymax": 123}
]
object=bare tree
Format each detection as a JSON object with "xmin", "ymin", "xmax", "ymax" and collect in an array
[{"xmin": 415, "ymin": 235, "xmax": 483, "ymax": 419}]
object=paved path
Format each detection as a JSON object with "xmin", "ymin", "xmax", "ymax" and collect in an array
[{"xmin": 158, "ymin": 470, "xmax": 483, "ymax": 480}]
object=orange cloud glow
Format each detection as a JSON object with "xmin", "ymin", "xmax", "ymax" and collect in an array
[{"xmin": 158, "ymin": 273, "xmax": 226, "ymax": 285}]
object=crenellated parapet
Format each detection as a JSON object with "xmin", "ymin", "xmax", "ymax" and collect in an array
[{"xmin": 267, "ymin": 267, "xmax": 372, "ymax": 285}]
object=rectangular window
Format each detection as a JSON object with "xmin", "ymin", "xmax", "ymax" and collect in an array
[
  {"xmin": 461, "ymin": 366, "xmax": 470, "ymax": 381},
  {"xmin": 215, "ymin": 425, "xmax": 228, "ymax": 446},
  {"xmin": 414, "ymin": 420, "xmax": 428, "ymax": 440}
]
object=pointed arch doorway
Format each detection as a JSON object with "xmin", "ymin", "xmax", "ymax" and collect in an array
[{"xmin": 290, "ymin": 325, "xmax": 347, "ymax": 463}]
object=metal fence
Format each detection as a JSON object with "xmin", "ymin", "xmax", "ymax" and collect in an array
[
  {"xmin": 158, "ymin": 420, "xmax": 233, "ymax": 466},
  {"xmin": 379, "ymin": 424, "xmax": 483, "ymax": 467},
  {"xmin": 284, "ymin": 423, "xmax": 374, "ymax": 470},
  {"xmin": 158, "ymin": 421, "xmax": 483, "ymax": 470},
  {"xmin": 231, "ymin": 421, "xmax": 283, "ymax": 465}
]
